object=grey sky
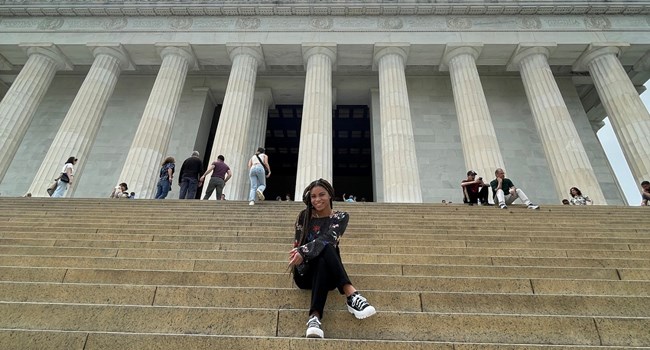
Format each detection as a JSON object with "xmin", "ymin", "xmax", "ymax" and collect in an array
[{"xmin": 596, "ymin": 81, "xmax": 649, "ymax": 206}]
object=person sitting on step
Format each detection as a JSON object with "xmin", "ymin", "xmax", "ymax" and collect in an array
[
  {"xmin": 461, "ymin": 170, "xmax": 489, "ymax": 205},
  {"xmin": 489, "ymin": 168, "xmax": 540, "ymax": 210},
  {"xmin": 569, "ymin": 187, "xmax": 593, "ymax": 205},
  {"xmin": 641, "ymin": 181, "xmax": 650, "ymax": 206},
  {"xmin": 288, "ymin": 178, "xmax": 376, "ymax": 339}
]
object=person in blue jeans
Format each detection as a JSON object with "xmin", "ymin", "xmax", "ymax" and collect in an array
[
  {"xmin": 247, "ymin": 147, "xmax": 271, "ymax": 205},
  {"xmin": 155, "ymin": 156, "xmax": 175, "ymax": 199}
]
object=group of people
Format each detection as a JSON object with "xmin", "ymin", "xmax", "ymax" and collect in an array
[
  {"xmin": 153, "ymin": 147, "xmax": 270, "ymax": 204},
  {"xmin": 461, "ymin": 168, "xmax": 540, "ymax": 209}
]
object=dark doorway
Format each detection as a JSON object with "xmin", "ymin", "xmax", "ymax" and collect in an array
[
  {"xmin": 199, "ymin": 105, "xmax": 222, "ymax": 199},
  {"xmin": 263, "ymin": 105, "xmax": 373, "ymax": 202}
]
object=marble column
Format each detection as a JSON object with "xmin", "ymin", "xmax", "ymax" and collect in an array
[
  {"xmin": 119, "ymin": 44, "xmax": 197, "ymax": 199},
  {"xmin": 294, "ymin": 44, "xmax": 337, "ymax": 200},
  {"xmin": 510, "ymin": 45, "xmax": 606, "ymax": 204},
  {"xmin": 373, "ymin": 44, "xmax": 422, "ymax": 203},
  {"xmin": 442, "ymin": 44, "xmax": 505, "ymax": 187},
  {"xmin": 575, "ymin": 43, "xmax": 650, "ymax": 184},
  {"xmin": 28, "ymin": 44, "xmax": 133, "ymax": 197},
  {"xmin": 204, "ymin": 44, "xmax": 263, "ymax": 201},
  {"xmin": 0, "ymin": 43, "xmax": 71, "ymax": 184},
  {"xmin": 247, "ymin": 88, "xmax": 274, "ymax": 161}
]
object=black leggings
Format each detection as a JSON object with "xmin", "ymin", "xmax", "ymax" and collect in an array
[{"xmin": 293, "ymin": 244, "xmax": 352, "ymax": 319}]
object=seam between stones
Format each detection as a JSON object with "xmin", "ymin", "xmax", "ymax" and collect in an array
[
  {"xmin": 82, "ymin": 332, "xmax": 90, "ymax": 350},
  {"xmin": 151, "ymin": 286, "xmax": 158, "ymax": 306},
  {"xmin": 419, "ymin": 293, "xmax": 423, "ymax": 312},
  {"xmin": 529, "ymin": 279, "xmax": 536, "ymax": 294},
  {"xmin": 616, "ymin": 269, "xmax": 622, "ymax": 281},
  {"xmin": 61, "ymin": 269, "xmax": 68, "ymax": 283},
  {"xmin": 275, "ymin": 310, "xmax": 280, "ymax": 337},
  {"xmin": 593, "ymin": 318, "xmax": 603, "ymax": 346}
]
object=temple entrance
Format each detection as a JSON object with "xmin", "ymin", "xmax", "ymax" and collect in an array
[{"xmin": 263, "ymin": 105, "xmax": 373, "ymax": 202}]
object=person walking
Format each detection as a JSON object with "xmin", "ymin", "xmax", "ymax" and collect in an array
[
  {"xmin": 155, "ymin": 156, "xmax": 175, "ymax": 199},
  {"xmin": 178, "ymin": 151, "xmax": 203, "ymax": 199},
  {"xmin": 247, "ymin": 147, "xmax": 270, "ymax": 205},
  {"xmin": 288, "ymin": 178, "xmax": 376, "ymax": 339},
  {"xmin": 52, "ymin": 156, "xmax": 77, "ymax": 198},
  {"xmin": 200, "ymin": 155, "xmax": 232, "ymax": 200}
]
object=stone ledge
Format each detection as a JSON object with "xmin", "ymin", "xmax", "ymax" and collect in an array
[{"xmin": 1, "ymin": 1, "xmax": 650, "ymax": 17}]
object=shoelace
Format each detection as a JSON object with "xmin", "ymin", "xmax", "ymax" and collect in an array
[
  {"xmin": 306, "ymin": 317, "xmax": 321, "ymax": 328},
  {"xmin": 350, "ymin": 294, "xmax": 369, "ymax": 310}
]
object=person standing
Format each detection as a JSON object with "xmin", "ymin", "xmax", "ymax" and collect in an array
[
  {"xmin": 247, "ymin": 147, "xmax": 271, "ymax": 205},
  {"xmin": 200, "ymin": 155, "xmax": 232, "ymax": 200},
  {"xmin": 155, "ymin": 156, "xmax": 175, "ymax": 199},
  {"xmin": 289, "ymin": 178, "xmax": 376, "ymax": 339},
  {"xmin": 52, "ymin": 156, "xmax": 77, "ymax": 198},
  {"xmin": 178, "ymin": 151, "xmax": 203, "ymax": 199},
  {"xmin": 490, "ymin": 168, "xmax": 540, "ymax": 210}
]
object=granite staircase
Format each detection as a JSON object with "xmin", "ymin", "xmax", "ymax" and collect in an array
[{"xmin": 0, "ymin": 197, "xmax": 648, "ymax": 349}]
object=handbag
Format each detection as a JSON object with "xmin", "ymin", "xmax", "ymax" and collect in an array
[
  {"xmin": 60, "ymin": 172, "xmax": 70, "ymax": 183},
  {"xmin": 255, "ymin": 154, "xmax": 269, "ymax": 175},
  {"xmin": 46, "ymin": 181, "xmax": 57, "ymax": 196}
]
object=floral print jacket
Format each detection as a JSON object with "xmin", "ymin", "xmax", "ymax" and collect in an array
[{"xmin": 293, "ymin": 210, "xmax": 349, "ymax": 263}]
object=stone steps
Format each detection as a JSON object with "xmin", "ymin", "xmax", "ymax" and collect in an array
[
  {"xmin": 3, "ymin": 302, "xmax": 649, "ymax": 346},
  {"xmin": 0, "ymin": 198, "xmax": 648, "ymax": 348}
]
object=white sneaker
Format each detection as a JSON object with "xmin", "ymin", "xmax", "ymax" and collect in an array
[
  {"xmin": 346, "ymin": 292, "xmax": 376, "ymax": 319},
  {"xmin": 499, "ymin": 203, "xmax": 508, "ymax": 209},
  {"xmin": 256, "ymin": 189, "xmax": 265, "ymax": 201},
  {"xmin": 249, "ymin": 201, "xmax": 254, "ymax": 206},
  {"xmin": 527, "ymin": 204, "xmax": 540, "ymax": 210},
  {"xmin": 305, "ymin": 316, "xmax": 324, "ymax": 338}
]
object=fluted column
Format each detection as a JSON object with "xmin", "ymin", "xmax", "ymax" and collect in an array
[
  {"xmin": 373, "ymin": 44, "xmax": 422, "ymax": 203},
  {"xmin": 575, "ymin": 43, "xmax": 650, "ymax": 183},
  {"xmin": 0, "ymin": 43, "xmax": 71, "ymax": 184},
  {"xmin": 28, "ymin": 44, "xmax": 133, "ymax": 197},
  {"xmin": 442, "ymin": 45, "xmax": 505, "ymax": 185},
  {"xmin": 204, "ymin": 44, "xmax": 263, "ymax": 201},
  {"xmin": 247, "ymin": 88, "xmax": 274, "ymax": 160},
  {"xmin": 119, "ymin": 44, "xmax": 197, "ymax": 199},
  {"xmin": 510, "ymin": 45, "xmax": 606, "ymax": 203},
  {"xmin": 294, "ymin": 44, "xmax": 337, "ymax": 199}
]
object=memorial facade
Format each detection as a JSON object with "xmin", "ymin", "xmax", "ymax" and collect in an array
[{"xmin": 0, "ymin": 1, "xmax": 649, "ymax": 204}]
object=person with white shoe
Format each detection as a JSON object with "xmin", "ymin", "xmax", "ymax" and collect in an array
[
  {"xmin": 247, "ymin": 147, "xmax": 270, "ymax": 205},
  {"xmin": 490, "ymin": 168, "xmax": 540, "ymax": 210},
  {"xmin": 288, "ymin": 178, "xmax": 376, "ymax": 339}
]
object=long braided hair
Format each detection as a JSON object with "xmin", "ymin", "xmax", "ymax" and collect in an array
[{"xmin": 296, "ymin": 178, "xmax": 335, "ymax": 246}]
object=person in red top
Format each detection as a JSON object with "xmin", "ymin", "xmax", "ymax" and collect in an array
[
  {"xmin": 461, "ymin": 170, "xmax": 489, "ymax": 205},
  {"xmin": 288, "ymin": 178, "xmax": 376, "ymax": 339}
]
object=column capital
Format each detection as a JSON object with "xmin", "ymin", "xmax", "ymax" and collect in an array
[
  {"xmin": 87, "ymin": 43, "xmax": 135, "ymax": 71},
  {"xmin": 0, "ymin": 54, "xmax": 12, "ymax": 70},
  {"xmin": 573, "ymin": 42, "xmax": 629, "ymax": 72},
  {"xmin": 19, "ymin": 42, "xmax": 73, "ymax": 71},
  {"xmin": 372, "ymin": 43, "xmax": 410, "ymax": 71},
  {"xmin": 506, "ymin": 43, "xmax": 557, "ymax": 72},
  {"xmin": 302, "ymin": 43, "xmax": 337, "ymax": 69},
  {"xmin": 155, "ymin": 43, "xmax": 199, "ymax": 71},
  {"xmin": 254, "ymin": 88, "xmax": 275, "ymax": 109},
  {"xmin": 226, "ymin": 43, "xmax": 265, "ymax": 70},
  {"xmin": 440, "ymin": 43, "xmax": 483, "ymax": 71}
]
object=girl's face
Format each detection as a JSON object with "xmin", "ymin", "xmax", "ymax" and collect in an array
[
  {"xmin": 570, "ymin": 188, "xmax": 578, "ymax": 196},
  {"xmin": 310, "ymin": 185, "xmax": 331, "ymax": 212}
]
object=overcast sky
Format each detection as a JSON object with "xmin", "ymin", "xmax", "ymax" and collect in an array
[{"xmin": 596, "ymin": 81, "xmax": 649, "ymax": 206}]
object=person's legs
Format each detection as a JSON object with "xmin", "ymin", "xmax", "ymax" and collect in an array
[
  {"xmin": 504, "ymin": 192, "xmax": 517, "ymax": 205},
  {"xmin": 52, "ymin": 180, "xmax": 67, "ymax": 198},
  {"xmin": 255, "ymin": 167, "xmax": 266, "ymax": 200},
  {"xmin": 249, "ymin": 168, "xmax": 259, "ymax": 202},
  {"xmin": 203, "ymin": 177, "xmax": 217, "ymax": 199},
  {"xmin": 159, "ymin": 179, "xmax": 171, "ymax": 199},
  {"xmin": 466, "ymin": 191, "xmax": 478, "ymax": 205},
  {"xmin": 496, "ymin": 189, "xmax": 506, "ymax": 206},
  {"xmin": 478, "ymin": 186, "xmax": 489, "ymax": 204},
  {"xmin": 155, "ymin": 179, "xmax": 164, "ymax": 199},
  {"xmin": 214, "ymin": 177, "xmax": 225, "ymax": 200},
  {"xmin": 179, "ymin": 178, "xmax": 189, "ymax": 199},
  {"xmin": 186, "ymin": 178, "xmax": 198, "ymax": 199}
]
